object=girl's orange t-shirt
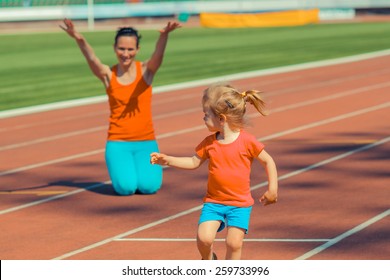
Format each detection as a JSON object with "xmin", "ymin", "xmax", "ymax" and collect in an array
[
  {"xmin": 196, "ymin": 130, "xmax": 265, "ymax": 207},
  {"xmin": 106, "ymin": 62, "xmax": 155, "ymax": 141}
]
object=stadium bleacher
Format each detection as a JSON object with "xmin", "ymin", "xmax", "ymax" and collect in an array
[
  {"xmin": 0, "ymin": 0, "xmax": 126, "ymax": 7},
  {"xmin": 0, "ymin": 0, "xmax": 217, "ymax": 7}
]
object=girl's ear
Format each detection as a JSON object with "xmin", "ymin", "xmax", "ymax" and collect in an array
[{"xmin": 219, "ymin": 114, "xmax": 227, "ymax": 122}]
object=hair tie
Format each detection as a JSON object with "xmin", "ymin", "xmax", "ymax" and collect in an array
[{"xmin": 240, "ymin": 91, "xmax": 247, "ymax": 98}]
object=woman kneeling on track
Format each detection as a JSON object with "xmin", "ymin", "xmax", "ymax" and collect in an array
[{"xmin": 60, "ymin": 18, "xmax": 181, "ymax": 195}]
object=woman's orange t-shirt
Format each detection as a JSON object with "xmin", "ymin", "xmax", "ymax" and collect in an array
[
  {"xmin": 106, "ymin": 62, "xmax": 155, "ymax": 141},
  {"xmin": 195, "ymin": 130, "xmax": 265, "ymax": 207}
]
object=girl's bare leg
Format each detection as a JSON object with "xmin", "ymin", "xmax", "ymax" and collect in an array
[
  {"xmin": 197, "ymin": 221, "xmax": 221, "ymax": 260},
  {"xmin": 225, "ymin": 226, "xmax": 245, "ymax": 260}
]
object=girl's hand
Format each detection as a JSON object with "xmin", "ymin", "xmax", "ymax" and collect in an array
[
  {"xmin": 259, "ymin": 190, "xmax": 278, "ymax": 206},
  {"xmin": 159, "ymin": 21, "xmax": 182, "ymax": 34},
  {"xmin": 150, "ymin": 152, "xmax": 169, "ymax": 166}
]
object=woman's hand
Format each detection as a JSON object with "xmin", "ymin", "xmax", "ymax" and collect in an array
[
  {"xmin": 60, "ymin": 18, "xmax": 81, "ymax": 40},
  {"xmin": 159, "ymin": 21, "xmax": 182, "ymax": 35}
]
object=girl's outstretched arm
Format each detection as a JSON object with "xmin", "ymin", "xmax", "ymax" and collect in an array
[
  {"xmin": 257, "ymin": 149, "xmax": 278, "ymax": 206},
  {"xmin": 60, "ymin": 18, "xmax": 111, "ymax": 86},
  {"xmin": 150, "ymin": 152, "xmax": 203, "ymax": 170}
]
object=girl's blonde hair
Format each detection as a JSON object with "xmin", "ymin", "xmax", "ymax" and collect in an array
[{"xmin": 202, "ymin": 83, "xmax": 267, "ymax": 131}]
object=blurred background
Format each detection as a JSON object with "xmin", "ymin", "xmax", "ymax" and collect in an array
[
  {"xmin": 1, "ymin": 0, "xmax": 390, "ymax": 32},
  {"xmin": 1, "ymin": 1, "xmax": 389, "ymax": 112}
]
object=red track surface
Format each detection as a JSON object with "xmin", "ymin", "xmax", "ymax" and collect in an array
[{"xmin": 1, "ymin": 55, "xmax": 389, "ymax": 260}]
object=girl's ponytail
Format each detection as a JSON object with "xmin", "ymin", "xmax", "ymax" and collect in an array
[{"xmin": 242, "ymin": 90, "xmax": 267, "ymax": 116}]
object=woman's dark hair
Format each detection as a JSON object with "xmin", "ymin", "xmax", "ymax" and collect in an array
[{"xmin": 115, "ymin": 27, "xmax": 142, "ymax": 47}]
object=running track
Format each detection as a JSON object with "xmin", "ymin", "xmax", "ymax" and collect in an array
[{"xmin": 0, "ymin": 51, "xmax": 389, "ymax": 260}]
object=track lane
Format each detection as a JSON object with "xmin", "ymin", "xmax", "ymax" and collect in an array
[{"xmin": 0, "ymin": 55, "xmax": 389, "ymax": 260}]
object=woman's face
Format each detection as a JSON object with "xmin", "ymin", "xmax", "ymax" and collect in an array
[{"xmin": 114, "ymin": 36, "xmax": 139, "ymax": 66}]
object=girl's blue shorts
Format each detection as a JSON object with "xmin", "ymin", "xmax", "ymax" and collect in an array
[{"xmin": 198, "ymin": 202, "xmax": 252, "ymax": 234}]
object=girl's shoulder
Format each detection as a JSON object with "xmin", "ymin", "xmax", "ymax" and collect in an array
[
  {"xmin": 239, "ymin": 130, "xmax": 257, "ymax": 141},
  {"xmin": 197, "ymin": 133, "xmax": 217, "ymax": 147},
  {"xmin": 239, "ymin": 130, "xmax": 265, "ymax": 150},
  {"xmin": 204, "ymin": 133, "xmax": 218, "ymax": 143}
]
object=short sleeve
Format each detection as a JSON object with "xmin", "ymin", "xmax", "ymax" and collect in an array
[
  {"xmin": 244, "ymin": 132, "xmax": 265, "ymax": 158},
  {"xmin": 195, "ymin": 135, "xmax": 214, "ymax": 160}
]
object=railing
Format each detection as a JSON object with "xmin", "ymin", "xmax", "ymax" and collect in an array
[
  {"xmin": 0, "ymin": 0, "xmax": 388, "ymax": 25},
  {"xmin": 1, "ymin": 0, "xmax": 390, "ymax": 8},
  {"xmin": 0, "ymin": 0, "xmax": 125, "ymax": 7}
]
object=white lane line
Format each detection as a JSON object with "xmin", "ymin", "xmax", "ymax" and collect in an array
[
  {"xmin": 1, "ymin": 49, "xmax": 389, "ymax": 119},
  {"xmin": 0, "ymin": 109, "xmax": 201, "ymax": 151},
  {"xmin": 266, "ymin": 136, "xmax": 390, "ymax": 184},
  {"xmin": 295, "ymin": 209, "xmax": 390, "ymax": 260},
  {"xmin": 0, "ymin": 180, "xmax": 111, "ymax": 215},
  {"xmin": 2, "ymin": 124, "xmax": 388, "ymax": 218},
  {"xmin": 0, "ymin": 106, "xmax": 199, "ymax": 134},
  {"xmin": 264, "ymin": 81, "xmax": 390, "ymax": 115},
  {"xmin": 114, "ymin": 238, "xmax": 332, "ymax": 242},
  {"xmin": 2, "ymin": 79, "xmax": 389, "ymax": 152},
  {"xmin": 0, "ymin": 149, "xmax": 104, "ymax": 177},
  {"xmin": 265, "ymin": 67, "xmax": 390, "ymax": 98},
  {"xmin": 0, "ymin": 111, "xmax": 106, "ymax": 133},
  {"xmin": 1, "ymin": 102, "xmax": 388, "ymax": 177},
  {"xmin": 52, "ymin": 136, "xmax": 390, "ymax": 260},
  {"xmin": 0, "ymin": 126, "xmax": 106, "ymax": 151},
  {"xmin": 2, "ymin": 62, "xmax": 389, "ymax": 135},
  {"xmin": 53, "ymin": 204, "xmax": 204, "ymax": 260},
  {"xmin": 260, "ymin": 102, "xmax": 390, "ymax": 142}
]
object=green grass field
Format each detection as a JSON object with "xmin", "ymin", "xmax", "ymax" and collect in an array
[{"xmin": 1, "ymin": 21, "xmax": 389, "ymax": 111}]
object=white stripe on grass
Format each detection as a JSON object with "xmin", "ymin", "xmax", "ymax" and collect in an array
[{"xmin": 1, "ymin": 49, "xmax": 390, "ymax": 119}]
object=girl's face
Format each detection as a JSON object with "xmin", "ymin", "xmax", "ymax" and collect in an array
[
  {"xmin": 203, "ymin": 107, "xmax": 222, "ymax": 132},
  {"xmin": 114, "ymin": 36, "xmax": 139, "ymax": 66}
]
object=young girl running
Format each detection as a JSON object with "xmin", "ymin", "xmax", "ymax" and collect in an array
[{"xmin": 150, "ymin": 83, "xmax": 278, "ymax": 260}]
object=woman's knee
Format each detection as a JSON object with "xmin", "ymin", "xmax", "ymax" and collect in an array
[
  {"xmin": 112, "ymin": 180, "xmax": 137, "ymax": 196},
  {"xmin": 136, "ymin": 184, "xmax": 160, "ymax": 194},
  {"xmin": 114, "ymin": 188, "xmax": 136, "ymax": 196},
  {"xmin": 136, "ymin": 168, "xmax": 162, "ymax": 194},
  {"xmin": 112, "ymin": 173, "xmax": 161, "ymax": 195}
]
